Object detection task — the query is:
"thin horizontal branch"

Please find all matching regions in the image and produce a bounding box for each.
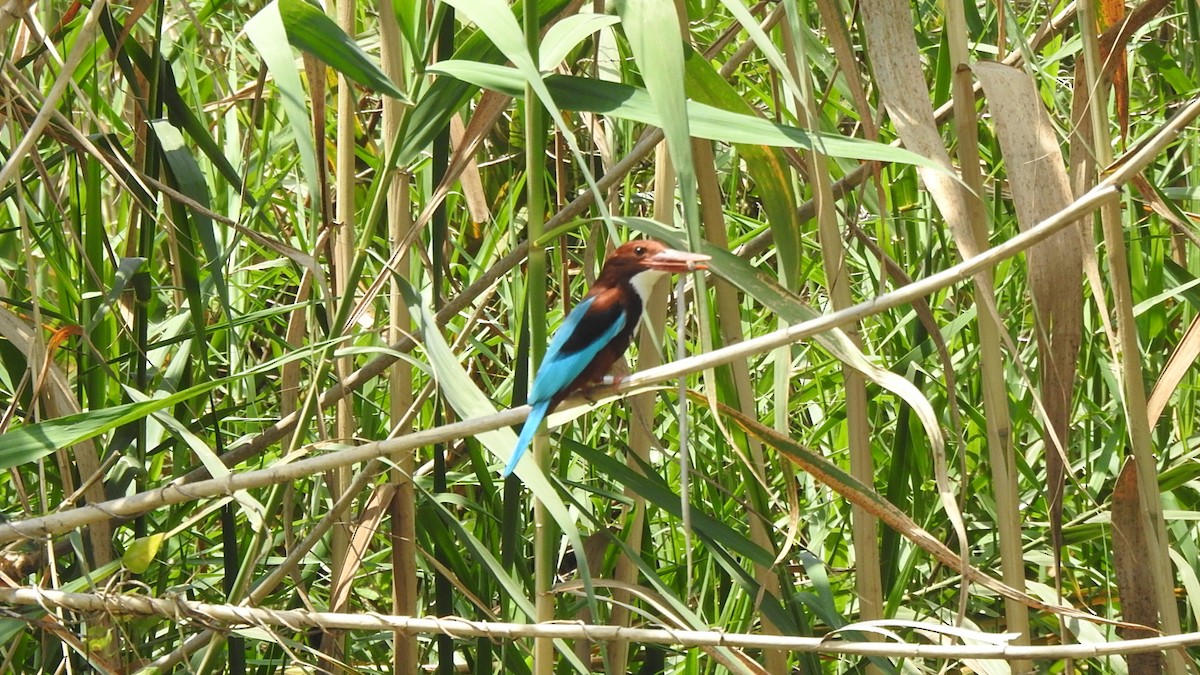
[0,406,528,543]
[0,586,1194,661]
[0,94,1193,546]
[634,188,1122,388]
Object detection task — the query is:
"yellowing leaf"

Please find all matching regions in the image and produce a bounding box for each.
[122,533,165,574]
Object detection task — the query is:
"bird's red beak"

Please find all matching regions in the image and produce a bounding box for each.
[645,248,711,273]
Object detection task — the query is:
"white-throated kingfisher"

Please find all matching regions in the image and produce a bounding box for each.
[504,239,710,476]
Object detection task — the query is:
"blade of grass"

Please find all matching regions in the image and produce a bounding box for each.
[428,62,941,167]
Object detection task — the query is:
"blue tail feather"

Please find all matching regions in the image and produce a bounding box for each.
[503,399,553,476]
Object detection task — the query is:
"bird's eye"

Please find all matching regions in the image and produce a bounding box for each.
[634,246,646,256]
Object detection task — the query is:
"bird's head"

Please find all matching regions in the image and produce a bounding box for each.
[597,239,711,302]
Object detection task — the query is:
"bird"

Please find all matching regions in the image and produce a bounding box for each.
[504,239,710,476]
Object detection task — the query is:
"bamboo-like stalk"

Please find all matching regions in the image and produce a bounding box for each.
[694,138,788,673]
[611,142,675,675]
[520,2,554,673]
[944,0,1030,662]
[1076,3,1187,674]
[317,0,359,669]
[378,2,417,673]
[782,5,882,665]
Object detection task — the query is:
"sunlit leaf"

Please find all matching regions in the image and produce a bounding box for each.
[122,533,165,574]
[431,61,939,167]
[276,0,407,100]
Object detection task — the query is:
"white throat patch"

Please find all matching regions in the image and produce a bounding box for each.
[628,269,667,307]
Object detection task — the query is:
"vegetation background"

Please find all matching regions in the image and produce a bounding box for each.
[0,0,1198,672]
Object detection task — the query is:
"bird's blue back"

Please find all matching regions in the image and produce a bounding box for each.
[504,296,627,476]
[529,296,626,403]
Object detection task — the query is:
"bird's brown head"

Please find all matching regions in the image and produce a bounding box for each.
[595,239,711,302]
[605,239,710,274]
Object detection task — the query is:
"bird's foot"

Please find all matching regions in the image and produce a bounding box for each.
[598,374,624,387]
[583,375,625,402]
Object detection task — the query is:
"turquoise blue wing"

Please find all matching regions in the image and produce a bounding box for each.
[529,297,626,403]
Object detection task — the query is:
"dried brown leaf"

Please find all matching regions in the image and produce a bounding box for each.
[1147,313,1200,427]
[1098,0,1129,143]
[860,0,975,618]
[1111,458,1165,674]
[450,113,492,226]
[975,62,1084,565]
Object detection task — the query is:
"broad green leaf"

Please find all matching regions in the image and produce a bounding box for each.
[430,61,939,167]
[0,403,176,471]
[438,0,618,239]
[245,0,320,207]
[395,0,572,165]
[538,13,619,70]
[391,0,426,62]
[0,340,343,471]
[149,120,229,313]
[614,0,702,245]
[683,47,805,290]
[277,0,408,100]
[97,20,250,207]
[570,439,774,568]
[150,119,222,365]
